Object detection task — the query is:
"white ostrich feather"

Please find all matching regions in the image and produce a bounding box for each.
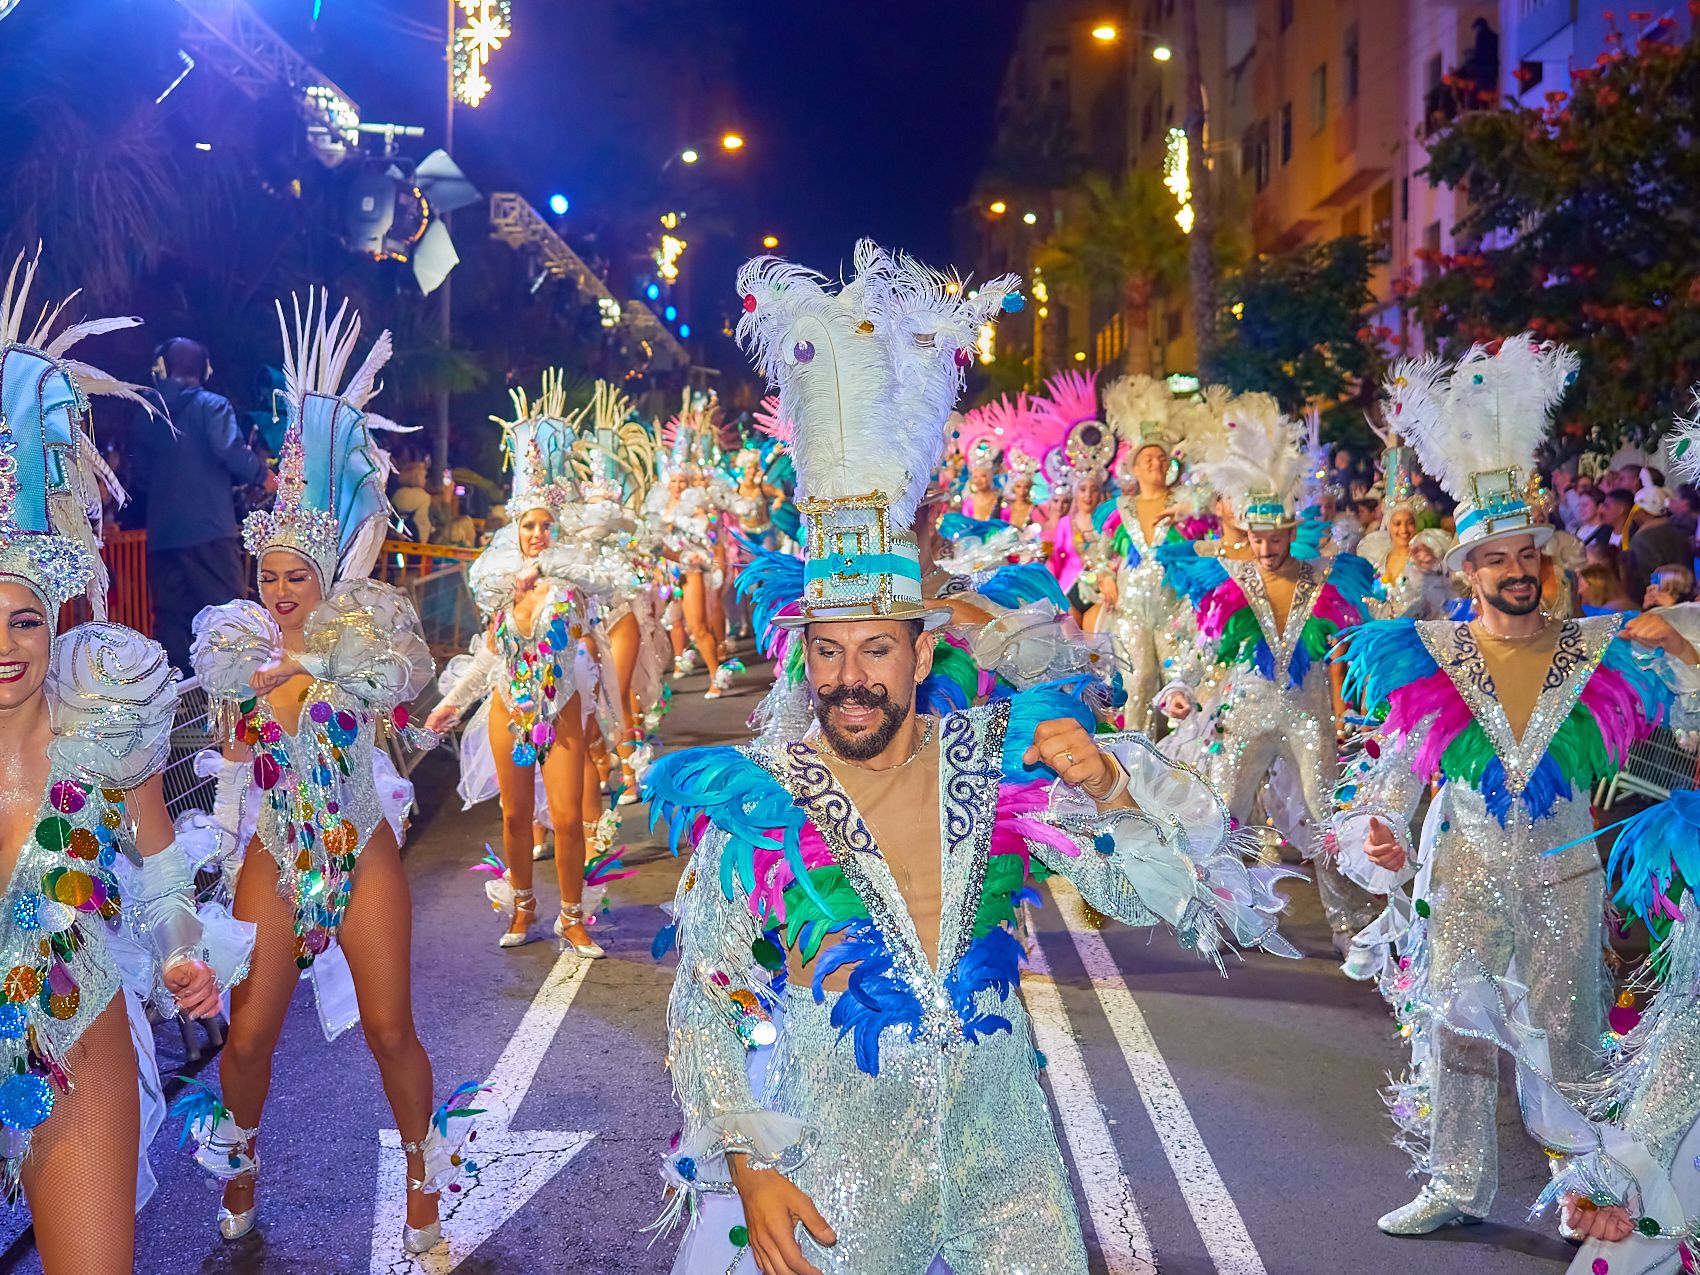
[1668,386,1700,484]
[0,249,150,411]
[1380,355,1450,484]
[1409,334,1576,501]
[736,240,1016,530]
[1197,396,1306,506]
[1102,373,1174,445]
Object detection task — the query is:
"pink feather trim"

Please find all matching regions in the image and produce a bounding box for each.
[1310,583,1362,630]
[1384,669,1473,778]
[1196,578,1249,642]
[1580,665,1661,764]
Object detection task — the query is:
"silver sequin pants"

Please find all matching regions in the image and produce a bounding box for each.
[1207,677,1380,936]
[762,989,1089,1274]
[1424,797,1605,1215]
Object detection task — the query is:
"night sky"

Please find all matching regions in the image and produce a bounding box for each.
[256,0,1028,308]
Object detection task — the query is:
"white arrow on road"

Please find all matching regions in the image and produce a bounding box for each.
[370,945,599,1275]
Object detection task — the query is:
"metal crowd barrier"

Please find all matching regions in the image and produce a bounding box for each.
[1597,725,1700,811]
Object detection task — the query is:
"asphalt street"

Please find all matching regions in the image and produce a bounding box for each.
[0,658,1580,1275]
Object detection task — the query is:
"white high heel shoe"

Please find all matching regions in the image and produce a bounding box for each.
[498,887,537,948]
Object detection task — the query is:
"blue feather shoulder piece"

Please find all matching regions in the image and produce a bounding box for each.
[1597,625,1674,722]
[1291,518,1329,561]
[937,512,1008,543]
[1155,541,1229,607]
[1325,552,1376,607]
[643,746,814,910]
[1334,619,1436,713]
[734,543,804,653]
[978,562,1069,612]
[1606,789,1700,931]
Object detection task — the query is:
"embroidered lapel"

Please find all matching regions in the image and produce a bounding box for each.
[1235,559,1319,685]
[935,705,1008,975]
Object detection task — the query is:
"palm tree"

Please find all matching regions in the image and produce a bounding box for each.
[1035,169,1187,375]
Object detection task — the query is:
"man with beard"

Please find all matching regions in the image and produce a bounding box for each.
[1155,399,1381,961]
[644,242,1293,1275]
[1330,340,1695,1236]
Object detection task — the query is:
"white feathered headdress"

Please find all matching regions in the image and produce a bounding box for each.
[736,240,1018,626]
[1194,395,1307,530]
[1386,333,1575,569]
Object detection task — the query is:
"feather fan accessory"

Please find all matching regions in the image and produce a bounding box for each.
[243,291,407,585]
[1388,334,1575,570]
[0,249,153,619]
[736,240,1018,627]
[956,393,1041,473]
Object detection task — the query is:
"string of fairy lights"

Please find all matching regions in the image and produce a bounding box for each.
[453,0,511,108]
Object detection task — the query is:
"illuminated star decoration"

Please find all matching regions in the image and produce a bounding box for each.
[453,0,512,108]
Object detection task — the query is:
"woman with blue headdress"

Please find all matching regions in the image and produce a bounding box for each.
[425,371,611,958]
[182,293,478,1256]
[0,252,242,1273]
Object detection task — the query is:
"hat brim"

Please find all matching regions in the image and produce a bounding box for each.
[772,602,953,632]
[1445,523,1552,573]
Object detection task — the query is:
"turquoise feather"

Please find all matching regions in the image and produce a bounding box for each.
[1156,542,1229,607]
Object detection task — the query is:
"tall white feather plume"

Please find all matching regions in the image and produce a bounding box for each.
[736,240,1017,531]
[1103,373,1175,446]
[1380,354,1450,488]
[1408,334,1575,501]
[1670,386,1700,484]
[1196,395,1306,508]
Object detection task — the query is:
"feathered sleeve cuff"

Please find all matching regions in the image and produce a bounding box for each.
[1033,733,1300,965]
[190,600,282,703]
[436,638,500,715]
[47,623,179,791]
[298,579,433,708]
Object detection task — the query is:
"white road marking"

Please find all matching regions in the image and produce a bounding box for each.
[1051,880,1268,1275]
[371,945,599,1274]
[1025,928,1157,1275]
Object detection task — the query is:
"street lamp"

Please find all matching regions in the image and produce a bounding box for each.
[720,132,745,151]
[1022,211,1038,225]
[987,200,1007,216]
[1151,44,1173,61]
[680,148,700,164]
[1091,23,1118,41]
[761,235,779,249]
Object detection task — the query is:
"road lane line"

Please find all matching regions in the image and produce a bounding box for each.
[1025,928,1157,1275]
[482,944,597,1132]
[1051,880,1269,1275]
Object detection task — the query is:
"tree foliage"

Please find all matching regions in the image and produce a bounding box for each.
[1213,235,1383,447]
[1404,12,1700,452]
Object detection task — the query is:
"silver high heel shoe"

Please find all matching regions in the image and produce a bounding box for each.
[554,901,605,958]
[400,1137,443,1254]
[499,887,537,948]
[217,1168,258,1241]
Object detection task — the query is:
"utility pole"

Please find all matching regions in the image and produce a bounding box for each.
[435,0,455,483]
[1181,0,1218,381]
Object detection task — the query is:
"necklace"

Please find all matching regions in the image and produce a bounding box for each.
[814,714,935,771]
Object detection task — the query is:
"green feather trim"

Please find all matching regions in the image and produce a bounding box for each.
[1298,615,1338,660]
[785,640,805,688]
[931,641,981,708]
[972,855,1029,939]
[781,865,867,962]
[1217,606,1264,666]
[1437,721,1495,787]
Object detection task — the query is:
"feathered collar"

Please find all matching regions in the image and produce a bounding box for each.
[1338,615,1666,824]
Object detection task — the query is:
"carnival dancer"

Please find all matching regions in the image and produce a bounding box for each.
[647,241,1296,1275]
[1092,374,1203,733]
[1001,436,1046,529]
[1353,439,1457,620]
[1157,397,1381,955]
[424,372,607,956]
[1037,370,1115,622]
[1329,337,1689,1236]
[651,397,737,698]
[952,399,1013,521]
[185,294,480,1254]
[0,254,240,1274]
[567,381,667,805]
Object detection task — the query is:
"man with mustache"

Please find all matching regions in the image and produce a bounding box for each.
[645,242,1293,1275]
[1331,342,1698,1237]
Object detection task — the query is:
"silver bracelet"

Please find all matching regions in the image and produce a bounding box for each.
[1090,756,1131,806]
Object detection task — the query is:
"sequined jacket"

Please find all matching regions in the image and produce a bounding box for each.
[646,698,1294,1271]
[192,581,432,967]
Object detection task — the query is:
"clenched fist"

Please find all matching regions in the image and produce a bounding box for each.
[1022,718,1122,802]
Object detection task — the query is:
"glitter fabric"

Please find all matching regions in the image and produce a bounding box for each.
[0,622,177,1194]
[194,581,431,969]
[1099,499,1190,734]
[1190,559,1379,935]
[1334,617,1657,1217]
[658,700,1288,1272]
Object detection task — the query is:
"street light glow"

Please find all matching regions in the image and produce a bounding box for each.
[1022,211,1038,225]
[720,132,745,151]
[761,235,779,249]
[1091,23,1118,41]
[1073,351,1088,362]
[680,148,700,164]
[988,200,1007,215]
[1152,44,1173,61]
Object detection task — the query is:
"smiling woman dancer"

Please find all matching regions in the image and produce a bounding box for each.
[425,375,606,957]
[0,255,235,1275]
[182,293,477,1256]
